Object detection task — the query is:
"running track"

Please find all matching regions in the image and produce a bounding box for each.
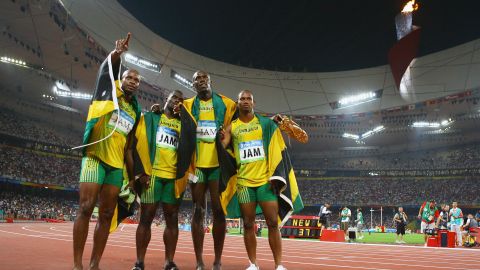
[0,223,478,269]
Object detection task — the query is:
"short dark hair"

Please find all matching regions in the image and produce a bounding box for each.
[122,69,140,79]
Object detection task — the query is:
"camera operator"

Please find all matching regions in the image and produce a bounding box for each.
[318,203,332,229]
[393,207,408,244]
[436,204,450,230]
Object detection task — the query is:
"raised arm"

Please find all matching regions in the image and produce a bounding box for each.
[111,32,131,65]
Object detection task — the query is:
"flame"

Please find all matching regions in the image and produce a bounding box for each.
[401,0,419,13]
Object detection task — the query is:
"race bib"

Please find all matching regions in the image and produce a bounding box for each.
[108,110,134,136]
[197,120,217,142]
[239,140,265,164]
[156,126,179,150]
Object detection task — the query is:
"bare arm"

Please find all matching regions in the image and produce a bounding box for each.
[110,33,131,65]
[220,124,232,148]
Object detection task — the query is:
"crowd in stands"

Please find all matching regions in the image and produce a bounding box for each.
[0,109,82,147]
[2,143,480,206]
[293,143,480,172]
[297,177,479,206]
[0,191,77,221]
[0,145,80,189]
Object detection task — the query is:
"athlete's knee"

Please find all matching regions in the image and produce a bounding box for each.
[212,207,225,221]
[266,219,279,230]
[164,210,179,227]
[77,199,96,218]
[98,207,116,222]
[243,220,255,231]
[138,215,153,227]
[192,205,205,223]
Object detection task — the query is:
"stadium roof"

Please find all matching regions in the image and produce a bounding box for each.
[1,0,479,117]
[118,0,480,72]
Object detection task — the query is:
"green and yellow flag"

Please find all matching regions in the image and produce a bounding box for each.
[177,92,237,174]
[217,114,304,228]
[133,112,194,198]
[73,53,141,150]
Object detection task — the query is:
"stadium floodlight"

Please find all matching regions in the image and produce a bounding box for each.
[361,125,385,139]
[412,121,441,128]
[53,85,92,100]
[331,89,383,110]
[1,56,28,68]
[339,92,376,106]
[441,119,453,127]
[171,69,194,90]
[342,133,359,140]
[124,53,161,73]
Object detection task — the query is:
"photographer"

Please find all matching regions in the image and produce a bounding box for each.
[318,203,332,229]
[393,207,408,244]
[436,204,450,230]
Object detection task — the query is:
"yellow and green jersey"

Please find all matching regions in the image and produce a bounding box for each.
[231,116,268,187]
[196,99,218,168]
[86,88,137,169]
[152,114,181,179]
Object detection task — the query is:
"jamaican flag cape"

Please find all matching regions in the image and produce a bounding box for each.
[75,53,141,232]
[178,92,237,174]
[109,167,140,233]
[217,114,304,228]
[132,111,194,198]
[74,52,140,151]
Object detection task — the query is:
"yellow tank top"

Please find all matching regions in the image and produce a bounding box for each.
[196,99,218,168]
[86,89,137,169]
[231,116,269,187]
[152,114,181,179]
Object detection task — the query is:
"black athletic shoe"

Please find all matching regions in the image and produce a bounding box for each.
[164,261,179,270]
[132,261,145,270]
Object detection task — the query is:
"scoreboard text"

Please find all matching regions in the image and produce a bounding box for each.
[280,215,322,238]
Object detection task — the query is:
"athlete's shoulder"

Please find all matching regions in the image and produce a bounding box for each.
[218,94,236,105]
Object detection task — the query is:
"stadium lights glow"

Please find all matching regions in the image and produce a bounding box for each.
[339,92,376,106]
[342,125,385,141]
[412,119,453,128]
[1,56,28,67]
[53,86,92,100]
[342,133,360,140]
[361,125,385,139]
[124,53,161,73]
[331,90,383,110]
[171,70,193,90]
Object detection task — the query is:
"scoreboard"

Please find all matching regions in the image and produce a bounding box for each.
[280,215,322,238]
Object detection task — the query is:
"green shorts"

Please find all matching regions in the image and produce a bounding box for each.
[192,167,220,184]
[79,156,123,188]
[141,176,183,205]
[237,182,277,204]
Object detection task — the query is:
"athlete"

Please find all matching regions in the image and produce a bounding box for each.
[220,90,287,270]
[73,33,141,270]
[180,71,237,270]
[132,90,184,270]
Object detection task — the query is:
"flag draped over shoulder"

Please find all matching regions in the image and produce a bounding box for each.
[109,166,140,233]
[132,112,194,198]
[178,92,237,175]
[77,53,141,232]
[217,114,304,228]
